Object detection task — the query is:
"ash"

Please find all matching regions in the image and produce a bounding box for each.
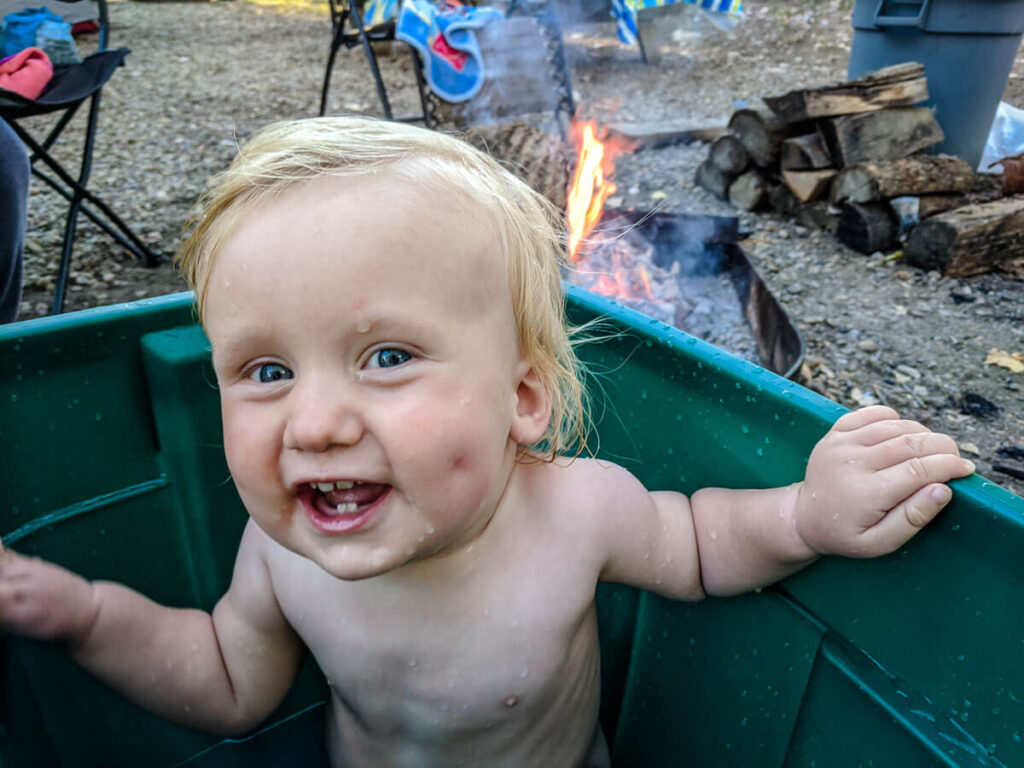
[567,228,760,365]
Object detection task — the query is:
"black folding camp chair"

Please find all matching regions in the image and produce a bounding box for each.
[319,0,432,124]
[0,0,159,314]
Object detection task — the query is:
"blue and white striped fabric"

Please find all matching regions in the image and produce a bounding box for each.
[610,0,743,46]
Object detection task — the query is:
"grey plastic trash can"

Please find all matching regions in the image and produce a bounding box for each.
[848,0,1024,170]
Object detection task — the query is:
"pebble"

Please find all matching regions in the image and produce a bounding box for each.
[857,339,878,353]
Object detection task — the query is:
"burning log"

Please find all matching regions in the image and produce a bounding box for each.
[831,154,974,205]
[780,133,832,171]
[695,159,733,200]
[763,62,928,122]
[709,135,749,176]
[819,107,944,167]
[836,202,899,253]
[781,168,837,204]
[728,108,809,168]
[904,197,1024,277]
[728,169,769,212]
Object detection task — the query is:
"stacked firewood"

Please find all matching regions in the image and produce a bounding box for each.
[696,62,1024,279]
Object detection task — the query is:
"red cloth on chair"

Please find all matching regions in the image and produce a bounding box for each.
[0,47,54,100]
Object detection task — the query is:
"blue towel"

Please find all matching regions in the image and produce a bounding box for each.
[396,0,501,103]
[610,0,743,47]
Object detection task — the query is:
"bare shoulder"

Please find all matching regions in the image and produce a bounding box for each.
[514,456,654,530]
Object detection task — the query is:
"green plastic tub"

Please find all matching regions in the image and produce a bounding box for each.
[2,288,1023,767]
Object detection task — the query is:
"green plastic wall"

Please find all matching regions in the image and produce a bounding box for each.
[1,288,1022,767]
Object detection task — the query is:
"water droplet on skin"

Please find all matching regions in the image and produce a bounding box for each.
[408,658,417,667]
[520,666,529,678]
[709,529,718,541]
[425,523,435,535]
[355,319,370,333]
[833,513,840,520]
[504,695,519,707]
[483,607,490,618]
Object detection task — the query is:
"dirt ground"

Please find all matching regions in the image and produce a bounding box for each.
[15,0,1024,497]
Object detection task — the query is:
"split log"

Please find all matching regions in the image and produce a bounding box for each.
[904,196,1024,277]
[764,62,928,122]
[695,159,732,200]
[709,135,749,175]
[782,169,837,203]
[831,154,974,204]
[780,133,832,170]
[728,108,810,168]
[796,202,840,235]
[836,202,899,253]
[728,169,768,211]
[768,184,798,215]
[820,107,944,167]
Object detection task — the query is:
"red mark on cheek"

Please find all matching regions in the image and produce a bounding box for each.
[352,298,365,311]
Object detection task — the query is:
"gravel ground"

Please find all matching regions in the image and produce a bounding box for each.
[15,0,1024,496]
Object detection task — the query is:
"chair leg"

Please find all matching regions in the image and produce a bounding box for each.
[9,109,160,273]
[320,11,349,116]
[51,92,104,314]
[349,3,394,120]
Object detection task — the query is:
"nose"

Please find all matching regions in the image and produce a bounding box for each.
[283,374,364,452]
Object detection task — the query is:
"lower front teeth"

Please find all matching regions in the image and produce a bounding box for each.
[336,502,358,514]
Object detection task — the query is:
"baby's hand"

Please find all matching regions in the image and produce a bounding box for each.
[793,406,975,559]
[0,539,98,644]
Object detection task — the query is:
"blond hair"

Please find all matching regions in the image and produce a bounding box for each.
[177,116,588,460]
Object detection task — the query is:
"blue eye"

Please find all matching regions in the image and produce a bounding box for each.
[252,363,293,383]
[367,348,411,369]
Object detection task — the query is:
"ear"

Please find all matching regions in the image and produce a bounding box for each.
[510,362,552,446]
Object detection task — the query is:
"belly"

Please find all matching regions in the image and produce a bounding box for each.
[319,611,603,768]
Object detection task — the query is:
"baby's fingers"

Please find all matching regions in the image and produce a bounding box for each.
[832,406,900,434]
[860,483,954,555]
[876,453,975,509]
[869,431,961,471]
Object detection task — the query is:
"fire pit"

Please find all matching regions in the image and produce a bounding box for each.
[566,209,805,379]
[563,121,803,379]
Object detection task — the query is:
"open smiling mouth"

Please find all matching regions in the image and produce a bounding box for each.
[298,481,392,534]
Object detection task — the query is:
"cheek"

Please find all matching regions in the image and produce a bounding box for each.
[222,402,280,481]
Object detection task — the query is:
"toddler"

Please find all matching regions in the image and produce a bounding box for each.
[0,117,974,768]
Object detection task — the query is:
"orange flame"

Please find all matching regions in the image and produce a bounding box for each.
[566,122,618,262]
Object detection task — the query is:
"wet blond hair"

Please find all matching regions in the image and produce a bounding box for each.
[177,116,588,460]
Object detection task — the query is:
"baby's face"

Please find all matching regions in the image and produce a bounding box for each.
[204,174,536,579]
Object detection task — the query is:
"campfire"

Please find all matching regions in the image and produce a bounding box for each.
[562,120,804,378]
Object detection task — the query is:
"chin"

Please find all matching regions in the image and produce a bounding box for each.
[310,548,414,582]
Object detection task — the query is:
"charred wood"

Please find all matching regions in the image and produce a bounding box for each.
[837,202,899,253]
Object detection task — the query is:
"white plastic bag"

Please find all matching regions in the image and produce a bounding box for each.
[978,101,1024,173]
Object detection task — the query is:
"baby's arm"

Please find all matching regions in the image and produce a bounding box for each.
[594,406,975,598]
[0,520,303,735]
